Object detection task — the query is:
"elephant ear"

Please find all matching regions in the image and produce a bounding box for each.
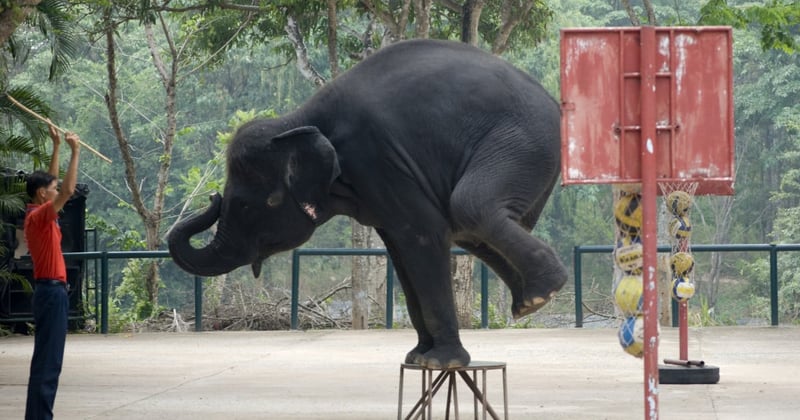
[272,126,341,223]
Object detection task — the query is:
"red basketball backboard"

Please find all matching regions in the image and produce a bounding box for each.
[560,27,734,195]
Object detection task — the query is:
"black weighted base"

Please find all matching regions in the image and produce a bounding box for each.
[659,364,720,384]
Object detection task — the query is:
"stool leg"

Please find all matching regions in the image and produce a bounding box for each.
[473,370,478,419]
[458,371,501,420]
[398,366,405,420]
[452,372,459,420]
[502,367,508,420]
[445,373,454,420]
[426,369,432,420]
[482,369,488,420]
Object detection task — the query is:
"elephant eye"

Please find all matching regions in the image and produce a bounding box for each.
[266,191,284,207]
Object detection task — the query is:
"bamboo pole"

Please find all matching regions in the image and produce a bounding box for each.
[5,93,112,163]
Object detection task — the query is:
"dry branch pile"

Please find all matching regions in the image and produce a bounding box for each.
[135,278,391,332]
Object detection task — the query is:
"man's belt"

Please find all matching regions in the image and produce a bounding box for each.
[34,279,69,291]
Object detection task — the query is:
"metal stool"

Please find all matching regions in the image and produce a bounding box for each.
[398,361,508,420]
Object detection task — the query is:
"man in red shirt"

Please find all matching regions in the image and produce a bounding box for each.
[24,123,80,420]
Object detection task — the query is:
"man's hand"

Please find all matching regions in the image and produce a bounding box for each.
[48,122,60,147]
[64,132,81,152]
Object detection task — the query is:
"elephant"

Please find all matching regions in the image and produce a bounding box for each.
[168,39,568,369]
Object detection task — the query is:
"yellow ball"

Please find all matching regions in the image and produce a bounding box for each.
[670,252,695,276]
[668,215,692,240]
[614,275,643,315]
[665,190,693,216]
[671,277,696,302]
[615,193,643,236]
[614,237,643,274]
[618,316,645,358]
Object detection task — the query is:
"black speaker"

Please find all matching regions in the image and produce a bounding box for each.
[0,168,89,330]
[58,184,88,254]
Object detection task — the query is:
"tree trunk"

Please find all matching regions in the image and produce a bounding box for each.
[491,0,539,55]
[620,0,641,26]
[361,0,412,43]
[461,0,485,46]
[104,11,179,312]
[413,0,433,38]
[452,254,474,329]
[326,0,339,78]
[621,0,658,26]
[351,219,372,329]
[285,14,326,87]
[705,195,734,308]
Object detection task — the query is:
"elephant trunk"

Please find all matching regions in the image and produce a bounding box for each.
[168,194,245,277]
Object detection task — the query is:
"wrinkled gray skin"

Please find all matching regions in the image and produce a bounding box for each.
[168,39,567,369]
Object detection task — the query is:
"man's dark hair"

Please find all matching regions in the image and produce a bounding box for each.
[26,170,57,199]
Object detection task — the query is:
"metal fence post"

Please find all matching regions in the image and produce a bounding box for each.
[480,263,489,329]
[291,250,300,330]
[100,251,109,334]
[574,246,583,328]
[386,259,394,329]
[770,244,779,326]
[195,276,203,332]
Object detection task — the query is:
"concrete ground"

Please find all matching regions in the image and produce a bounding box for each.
[1,326,798,419]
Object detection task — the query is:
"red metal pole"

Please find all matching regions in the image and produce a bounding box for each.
[639,26,660,420]
[679,301,689,360]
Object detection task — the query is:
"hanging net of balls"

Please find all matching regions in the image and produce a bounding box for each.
[660,181,698,305]
[612,184,645,358]
[611,183,701,357]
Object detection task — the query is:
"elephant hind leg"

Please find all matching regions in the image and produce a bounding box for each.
[454,239,524,316]
[450,177,567,319]
[456,236,565,319]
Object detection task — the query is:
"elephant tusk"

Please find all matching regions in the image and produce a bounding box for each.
[301,203,318,221]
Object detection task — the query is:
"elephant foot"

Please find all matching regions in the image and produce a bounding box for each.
[422,344,471,369]
[511,266,568,320]
[404,342,433,365]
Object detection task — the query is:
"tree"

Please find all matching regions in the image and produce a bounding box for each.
[66,0,266,312]
[2,0,79,170]
[0,0,42,45]
[699,0,800,54]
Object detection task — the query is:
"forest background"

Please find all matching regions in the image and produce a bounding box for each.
[0,0,798,333]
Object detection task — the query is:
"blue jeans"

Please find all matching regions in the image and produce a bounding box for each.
[25,282,68,420]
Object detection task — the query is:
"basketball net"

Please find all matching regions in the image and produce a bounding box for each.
[611,181,699,358]
[658,181,698,289]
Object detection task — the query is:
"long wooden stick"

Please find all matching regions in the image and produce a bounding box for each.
[5,94,112,163]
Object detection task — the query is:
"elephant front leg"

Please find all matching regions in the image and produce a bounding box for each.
[378,230,434,365]
[395,267,435,365]
[381,230,470,369]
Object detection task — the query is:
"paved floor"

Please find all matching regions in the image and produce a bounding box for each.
[1,326,798,419]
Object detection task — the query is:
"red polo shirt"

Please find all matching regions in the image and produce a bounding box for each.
[24,201,66,282]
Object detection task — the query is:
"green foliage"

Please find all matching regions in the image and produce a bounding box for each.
[112,258,164,324]
[699,0,800,54]
[690,295,721,326]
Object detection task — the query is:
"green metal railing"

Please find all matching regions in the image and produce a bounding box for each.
[291,248,490,330]
[47,243,797,334]
[61,248,492,334]
[62,251,177,334]
[573,243,800,328]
